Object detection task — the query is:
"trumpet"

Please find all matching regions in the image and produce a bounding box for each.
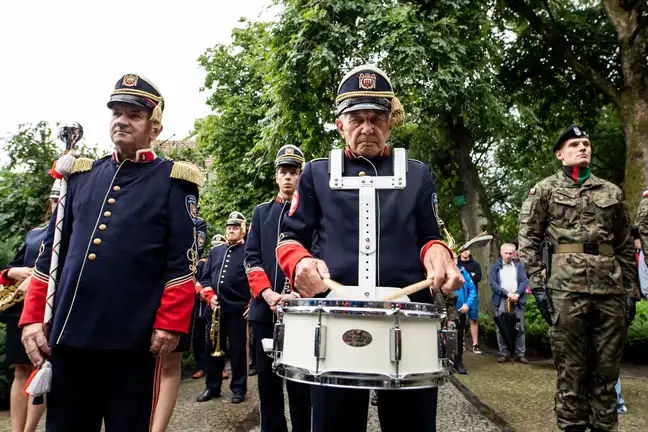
[0,274,31,312]
[210,303,225,357]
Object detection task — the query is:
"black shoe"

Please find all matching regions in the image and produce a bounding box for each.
[196,389,221,402]
[454,363,467,375]
[232,393,245,404]
[248,367,257,376]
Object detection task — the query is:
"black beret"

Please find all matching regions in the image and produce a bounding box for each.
[554,125,589,152]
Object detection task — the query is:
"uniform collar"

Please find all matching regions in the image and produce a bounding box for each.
[227,239,245,247]
[344,145,391,160]
[275,194,293,204]
[112,148,157,164]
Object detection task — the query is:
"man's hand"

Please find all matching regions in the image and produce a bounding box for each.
[262,289,282,307]
[423,244,464,294]
[150,329,180,357]
[510,294,520,303]
[16,276,31,296]
[199,288,211,302]
[243,305,250,320]
[210,296,219,310]
[458,304,469,314]
[21,323,51,368]
[293,258,330,298]
[7,267,31,283]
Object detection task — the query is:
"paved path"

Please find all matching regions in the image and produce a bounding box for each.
[0,375,502,431]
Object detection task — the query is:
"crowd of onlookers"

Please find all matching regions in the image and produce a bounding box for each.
[453,230,648,414]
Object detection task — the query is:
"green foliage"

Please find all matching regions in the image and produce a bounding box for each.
[627,300,648,346]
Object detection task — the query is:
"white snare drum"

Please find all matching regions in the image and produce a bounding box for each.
[272,298,448,390]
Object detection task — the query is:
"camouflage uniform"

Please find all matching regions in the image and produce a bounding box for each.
[635,190,648,261]
[518,170,639,432]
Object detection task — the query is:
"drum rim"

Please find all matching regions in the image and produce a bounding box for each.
[274,364,449,390]
[278,298,444,318]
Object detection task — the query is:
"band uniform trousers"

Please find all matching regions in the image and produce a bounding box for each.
[311,386,438,432]
[252,321,312,432]
[205,306,248,396]
[46,347,160,432]
[193,315,208,371]
[550,290,626,431]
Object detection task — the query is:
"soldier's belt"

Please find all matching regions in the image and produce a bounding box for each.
[553,243,614,255]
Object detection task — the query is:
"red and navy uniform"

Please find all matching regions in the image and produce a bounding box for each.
[20,150,199,432]
[0,226,47,365]
[244,196,312,432]
[277,147,445,432]
[199,239,250,397]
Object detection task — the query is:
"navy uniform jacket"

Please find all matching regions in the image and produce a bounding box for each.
[20,150,201,351]
[0,226,48,317]
[244,196,291,323]
[277,147,445,304]
[199,240,251,311]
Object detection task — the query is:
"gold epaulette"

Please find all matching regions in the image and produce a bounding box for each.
[71,158,94,174]
[170,161,204,187]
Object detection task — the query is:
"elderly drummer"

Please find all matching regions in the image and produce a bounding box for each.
[276,64,463,432]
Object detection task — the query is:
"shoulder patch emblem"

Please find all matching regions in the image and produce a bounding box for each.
[521,199,533,216]
[197,230,206,248]
[185,195,197,223]
[529,188,536,196]
[642,189,648,198]
[288,191,299,216]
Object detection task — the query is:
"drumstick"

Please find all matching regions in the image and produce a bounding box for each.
[322,278,350,297]
[383,279,434,301]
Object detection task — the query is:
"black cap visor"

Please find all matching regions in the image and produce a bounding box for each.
[107,94,154,112]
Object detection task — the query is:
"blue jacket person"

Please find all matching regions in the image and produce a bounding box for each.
[244,145,312,432]
[19,74,202,432]
[196,212,251,404]
[276,65,463,432]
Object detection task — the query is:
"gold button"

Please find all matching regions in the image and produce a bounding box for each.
[88,253,97,261]
[108,198,116,204]
[113,185,120,192]
[93,238,102,245]
[359,171,366,177]
[99,224,107,231]
[104,211,112,217]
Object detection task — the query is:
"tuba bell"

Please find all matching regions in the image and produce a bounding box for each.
[210,303,225,357]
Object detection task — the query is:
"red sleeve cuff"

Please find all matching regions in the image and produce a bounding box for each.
[277,242,312,288]
[19,272,49,327]
[247,269,272,298]
[202,287,215,304]
[420,240,454,266]
[195,282,203,295]
[0,268,12,286]
[154,276,195,334]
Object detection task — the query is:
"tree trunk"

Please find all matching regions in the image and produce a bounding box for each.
[619,95,648,214]
[445,115,500,314]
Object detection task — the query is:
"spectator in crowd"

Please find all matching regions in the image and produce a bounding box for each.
[634,229,648,299]
[489,243,529,364]
[457,249,482,353]
[449,266,478,374]
[615,378,627,413]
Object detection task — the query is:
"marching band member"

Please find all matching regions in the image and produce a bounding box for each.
[276,65,463,432]
[244,145,312,432]
[0,181,58,432]
[197,212,251,404]
[19,74,201,431]
[191,217,210,381]
[152,217,208,432]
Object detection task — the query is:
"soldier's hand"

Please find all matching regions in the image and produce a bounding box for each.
[294,258,330,298]
[423,244,464,294]
[262,289,282,309]
[210,296,219,310]
[16,276,31,296]
[7,266,31,282]
[21,323,51,368]
[150,329,180,357]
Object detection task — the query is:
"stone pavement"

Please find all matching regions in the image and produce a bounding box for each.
[0,375,503,431]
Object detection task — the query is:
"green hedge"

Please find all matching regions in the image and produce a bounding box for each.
[478,297,648,362]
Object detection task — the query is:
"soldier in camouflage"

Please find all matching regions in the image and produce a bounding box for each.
[518,125,640,432]
[635,190,648,293]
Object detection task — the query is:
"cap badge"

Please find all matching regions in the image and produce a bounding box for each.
[359,73,377,90]
[574,127,581,136]
[285,147,294,155]
[122,74,139,87]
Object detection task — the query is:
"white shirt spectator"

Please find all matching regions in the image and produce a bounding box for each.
[500,263,518,294]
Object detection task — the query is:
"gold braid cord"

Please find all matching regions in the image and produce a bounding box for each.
[111,89,164,125]
[71,158,94,174]
[335,91,395,104]
[170,162,204,187]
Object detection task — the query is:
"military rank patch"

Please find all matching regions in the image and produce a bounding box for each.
[521,199,533,215]
[288,191,299,216]
[529,188,536,196]
[197,230,206,248]
[186,195,197,223]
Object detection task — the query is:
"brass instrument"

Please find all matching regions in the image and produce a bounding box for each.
[210,303,225,357]
[0,275,30,312]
